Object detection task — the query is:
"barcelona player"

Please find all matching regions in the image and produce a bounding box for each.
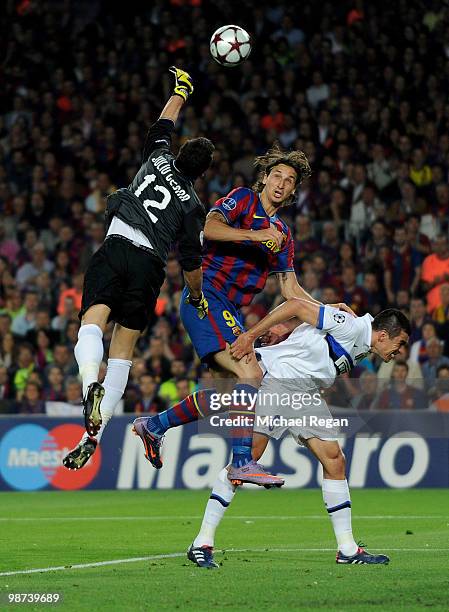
[134,146,347,485]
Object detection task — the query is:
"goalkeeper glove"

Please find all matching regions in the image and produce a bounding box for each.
[169,66,194,102]
[185,292,208,319]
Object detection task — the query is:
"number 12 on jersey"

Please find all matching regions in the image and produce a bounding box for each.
[134,174,171,223]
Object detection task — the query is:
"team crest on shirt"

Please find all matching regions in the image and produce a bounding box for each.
[222,197,237,211]
[333,313,346,323]
[232,326,242,336]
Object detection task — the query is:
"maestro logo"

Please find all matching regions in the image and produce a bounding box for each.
[0,424,101,491]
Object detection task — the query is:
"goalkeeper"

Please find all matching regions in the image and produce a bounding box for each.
[63,67,214,470]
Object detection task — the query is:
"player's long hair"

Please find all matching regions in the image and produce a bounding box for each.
[252,143,312,205]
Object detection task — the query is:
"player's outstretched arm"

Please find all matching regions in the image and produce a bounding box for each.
[277,271,320,304]
[158,95,185,124]
[230,298,320,359]
[277,271,356,317]
[141,67,193,161]
[158,66,194,124]
[205,212,284,249]
[159,66,194,124]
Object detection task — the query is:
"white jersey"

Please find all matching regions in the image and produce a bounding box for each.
[257,305,373,388]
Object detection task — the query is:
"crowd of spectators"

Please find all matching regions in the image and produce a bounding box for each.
[1,0,449,414]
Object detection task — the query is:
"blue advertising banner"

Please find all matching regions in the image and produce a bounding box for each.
[0,413,448,491]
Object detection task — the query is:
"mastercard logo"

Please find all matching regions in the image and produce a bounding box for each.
[0,424,101,491]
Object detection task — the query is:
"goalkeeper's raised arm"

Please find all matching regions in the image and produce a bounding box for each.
[142,66,196,161]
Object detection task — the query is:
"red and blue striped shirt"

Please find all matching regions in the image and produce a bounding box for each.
[203,187,295,307]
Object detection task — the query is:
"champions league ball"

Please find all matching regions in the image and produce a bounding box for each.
[210,25,252,67]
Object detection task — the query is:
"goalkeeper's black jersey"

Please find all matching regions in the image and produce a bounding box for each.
[105,119,205,271]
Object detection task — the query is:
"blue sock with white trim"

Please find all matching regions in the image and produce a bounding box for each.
[322,478,358,556]
[193,468,236,547]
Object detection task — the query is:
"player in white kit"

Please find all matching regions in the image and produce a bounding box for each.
[187,297,410,568]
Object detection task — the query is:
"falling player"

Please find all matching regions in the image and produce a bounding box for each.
[133,146,355,485]
[63,67,214,470]
[186,299,410,567]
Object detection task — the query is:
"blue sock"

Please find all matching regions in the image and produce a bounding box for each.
[145,413,168,436]
[230,383,258,467]
[145,389,218,435]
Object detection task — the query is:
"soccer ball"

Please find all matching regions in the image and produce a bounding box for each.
[210,25,251,68]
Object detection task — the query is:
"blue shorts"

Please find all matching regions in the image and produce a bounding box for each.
[180,281,245,362]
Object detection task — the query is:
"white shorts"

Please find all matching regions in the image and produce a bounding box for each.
[253,375,338,446]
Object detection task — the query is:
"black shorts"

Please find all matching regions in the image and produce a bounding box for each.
[79,236,165,331]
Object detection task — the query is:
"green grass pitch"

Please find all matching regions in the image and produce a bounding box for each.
[1,489,448,611]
